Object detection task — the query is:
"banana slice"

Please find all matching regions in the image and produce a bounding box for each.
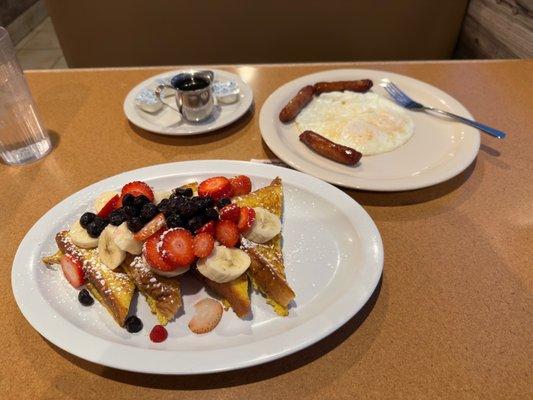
[197,245,251,283]
[70,220,99,249]
[153,190,172,205]
[98,225,126,269]
[113,222,143,255]
[243,207,282,244]
[149,264,190,277]
[94,191,120,213]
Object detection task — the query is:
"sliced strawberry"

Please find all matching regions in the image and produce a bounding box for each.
[97,194,120,218]
[121,181,154,203]
[229,175,252,196]
[188,298,223,334]
[161,228,196,267]
[193,233,215,258]
[237,206,255,232]
[196,220,216,235]
[215,220,240,247]
[60,254,85,288]
[143,230,176,272]
[218,204,240,223]
[134,213,166,242]
[198,176,233,201]
[149,325,168,343]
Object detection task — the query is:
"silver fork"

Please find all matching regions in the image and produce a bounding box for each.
[382,81,506,139]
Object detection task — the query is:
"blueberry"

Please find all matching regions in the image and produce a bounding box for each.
[122,205,139,217]
[157,198,170,213]
[140,203,158,222]
[216,198,231,209]
[125,315,143,333]
[174,187,193,197]
[86,217,108,238]
[166,213,184,229]
[108,209,127,226]
[204,207,219,221]
[187,216,205,233]
[192,196,213,210]
[79,212,96,228]
[168,196,187,212]
[133,195,150,209]
[78,289,94,306]
[122,193,135,207]
[177,201,196,218]
[127,217,144,233]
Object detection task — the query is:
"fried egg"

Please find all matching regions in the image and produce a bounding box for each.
[295,92,414,155]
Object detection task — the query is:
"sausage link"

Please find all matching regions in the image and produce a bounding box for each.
[279,85,315,123]
[299,131,362,166]
[313,79,373,94]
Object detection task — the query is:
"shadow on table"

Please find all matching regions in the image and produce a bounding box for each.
[45,276,382,390]
[128,104,255,146]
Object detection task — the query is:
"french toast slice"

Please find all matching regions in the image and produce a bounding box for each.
[122,255,182,325]
[234,177,295,316]
[54,231,135,326]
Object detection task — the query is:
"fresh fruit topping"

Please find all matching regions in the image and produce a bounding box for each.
[143,230,176,271]
[219,204,240,223]
[174,187,193,197]
[70,220,99,248]
[127,217,144,233]
[197,245,251,283]
[60,254,85,288]
[78,288,94,306]
[166,213,185,229]
[237,206,256,232]
[187,216,205,233]
[188,298,223,334]
[86,216,108,239]
[229,175,252,196]
[198,176,233,201]
[149,325,168,342]
[121,193,136,207]
[204,207,219,221]
[121,181,155,203]
[122,205,139,217]
[191,196,214,210]
[125,315,143,333]
[79,212,96,228]
[140,203,159,222]
[196,220,216,235]
[133,213,167,241]
[243,207,282,244]
[161,228,196,268]
[98,225,126,269]
[215,220,240,247]
[108,209,127,226]
[94,191,120,213]
[216,197,231,208]
[133,194,150,209]
[97,194,120,218]
[113,222,143,255]
[193,233,215,258]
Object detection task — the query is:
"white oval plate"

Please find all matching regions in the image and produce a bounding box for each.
[260,69,480,191]
[124,69,253,135]
[12,160,383,375]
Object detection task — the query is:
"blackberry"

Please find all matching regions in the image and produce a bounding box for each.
[79,212,96,228]
[86,217,108,238]
[125,315,143,333]
[174,187,193,197]
[133,194,150,209]
[122,193,135,207]
[166,213,184,229]
[187,216,205,233]
[122,205,139,217]
[204,207,219,221]
[216,197,231,208]
[108,209,127,226]
[140,203,158,222]
[78,289,94,306]
[127,217,144,233]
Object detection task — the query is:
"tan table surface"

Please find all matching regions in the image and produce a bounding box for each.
[1,60,532,399]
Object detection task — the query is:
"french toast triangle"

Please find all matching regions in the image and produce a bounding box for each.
[122,255,182,326]
[55,231,135,326]
[234,177,295,316]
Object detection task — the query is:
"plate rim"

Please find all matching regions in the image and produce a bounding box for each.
[124,69,254,136]
[11,160,383,374]
[259,68,480,191]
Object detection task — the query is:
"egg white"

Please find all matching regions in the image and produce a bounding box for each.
[295,92,414,155]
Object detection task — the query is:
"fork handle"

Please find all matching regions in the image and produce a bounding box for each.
[423,107,506,139]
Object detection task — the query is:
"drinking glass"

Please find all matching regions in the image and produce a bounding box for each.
[0,26,51,165]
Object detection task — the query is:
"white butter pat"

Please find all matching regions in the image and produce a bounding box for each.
[212,81,240,104]
[135,88,164,113]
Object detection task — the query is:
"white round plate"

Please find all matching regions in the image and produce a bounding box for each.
[260,69,480,191]
[124,69,253,135]
[12,160,383,375]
